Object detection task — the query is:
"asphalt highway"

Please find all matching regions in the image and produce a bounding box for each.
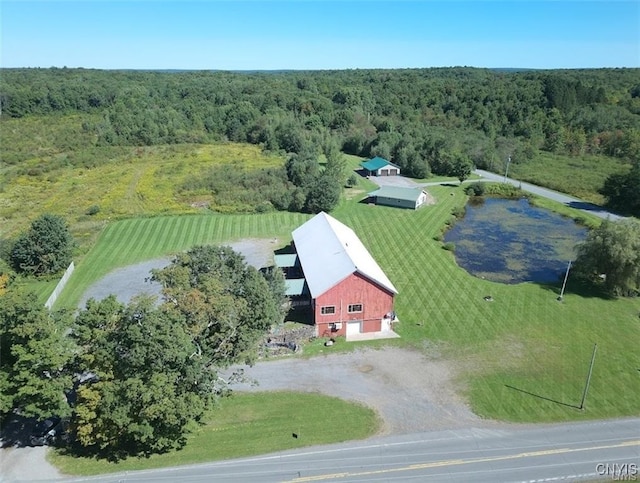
[64,418,639,483]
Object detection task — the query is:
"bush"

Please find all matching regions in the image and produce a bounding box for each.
[465,183,486,197]
[451,206,466,219]
[345,173,358,188]
[86,205,101,216]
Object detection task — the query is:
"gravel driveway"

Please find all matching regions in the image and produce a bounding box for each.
[230,346,490,435]
[78,238,279,308]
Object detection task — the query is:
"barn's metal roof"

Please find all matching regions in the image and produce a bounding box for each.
[284,278,307,296]
[368,186,425,203]
[360,157,400,171]
[274,254,298,268]
[292,212,398,298]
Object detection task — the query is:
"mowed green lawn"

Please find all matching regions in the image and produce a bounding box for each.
[56,211,309,308]
[57,181,640,424]
[51,392,380,476]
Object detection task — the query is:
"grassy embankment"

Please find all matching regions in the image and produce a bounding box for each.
[50,392,380,476]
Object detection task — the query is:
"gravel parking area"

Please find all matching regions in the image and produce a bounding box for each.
[231,346,489,435]
[78,238,279,308]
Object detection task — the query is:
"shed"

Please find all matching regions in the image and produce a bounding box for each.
[367,186,432,209]
[360,157,401,176]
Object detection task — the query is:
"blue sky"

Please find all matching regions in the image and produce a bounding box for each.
[2,1,638,69]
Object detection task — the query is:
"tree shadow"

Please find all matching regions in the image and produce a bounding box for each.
[534,275,616,300]
[566,200,607,212]
[504,385,580,410]
[285,306,314,326]
[0,414,34,448]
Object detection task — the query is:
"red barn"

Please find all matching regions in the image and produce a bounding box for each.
[291,212,399,340]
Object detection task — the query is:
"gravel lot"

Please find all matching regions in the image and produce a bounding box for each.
[78,238,279,308]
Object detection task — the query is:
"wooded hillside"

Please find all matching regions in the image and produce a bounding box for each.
[2,68,638,171]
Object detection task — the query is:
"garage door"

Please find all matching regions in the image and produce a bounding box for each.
[381,169,389,176]
[346,321,362,336]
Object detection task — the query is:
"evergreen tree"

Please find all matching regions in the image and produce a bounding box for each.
[11,214,74,276]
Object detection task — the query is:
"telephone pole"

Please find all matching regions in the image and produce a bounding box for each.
[503,155,511,183]
[558,260,572,301]
[579,343,597,411]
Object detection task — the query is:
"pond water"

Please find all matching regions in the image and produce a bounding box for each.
[443,197,587,284]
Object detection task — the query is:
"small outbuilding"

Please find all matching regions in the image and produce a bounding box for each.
[360,157,400,176]
[367,186,432,209]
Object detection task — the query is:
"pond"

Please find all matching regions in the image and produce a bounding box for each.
[443,197,587,284]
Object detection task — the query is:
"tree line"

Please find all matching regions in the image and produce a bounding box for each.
[1,243,287,458]
[2,67,639,179]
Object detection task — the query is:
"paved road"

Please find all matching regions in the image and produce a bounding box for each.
[370,169,625,222]
[472,170,625,221]
[58,418,639,483]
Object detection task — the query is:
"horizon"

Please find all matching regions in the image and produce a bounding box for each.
[2,1,638,70]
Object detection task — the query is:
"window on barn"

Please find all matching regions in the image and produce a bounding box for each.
[321,306,336,315]
[348,304,363,313]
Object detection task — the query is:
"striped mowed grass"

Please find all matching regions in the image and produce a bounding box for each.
[57,185,640,423]
[56,211,309,309]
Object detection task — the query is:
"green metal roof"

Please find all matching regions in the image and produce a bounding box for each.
[360,157,399,171]
[284,278,307,296]
[368,186,425,203]
[274,254,298,268]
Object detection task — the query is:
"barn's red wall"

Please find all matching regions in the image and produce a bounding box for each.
[313,272,394,337]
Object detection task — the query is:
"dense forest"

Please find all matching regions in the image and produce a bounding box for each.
[1,67,639,216]
[2,68,639,170]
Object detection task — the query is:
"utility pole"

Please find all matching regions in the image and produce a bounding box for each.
[503,155,511,183]
[558,260,572,301]
[579,343,597,410]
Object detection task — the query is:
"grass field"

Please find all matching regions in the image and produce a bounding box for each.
[56,180,640,424]
[508,152,631,206]
[7,141,639,473]
[0,142,284,241]
[50,391,380,476]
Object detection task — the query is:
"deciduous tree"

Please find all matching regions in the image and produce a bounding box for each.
[574,219,640,296]
[71,296,213,458]
[0,289,73,419]
[600,161,640,217]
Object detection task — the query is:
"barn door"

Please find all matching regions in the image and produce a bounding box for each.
[346,321,362,336]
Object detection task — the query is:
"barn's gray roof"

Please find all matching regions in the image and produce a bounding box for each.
[368,186,426,203]
[292,212,398,298]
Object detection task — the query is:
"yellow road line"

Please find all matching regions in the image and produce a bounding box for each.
[287,439,640,482]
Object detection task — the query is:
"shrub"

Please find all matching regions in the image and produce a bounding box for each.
[465,183,486,197]
[451,206,466,219]
[86,205,101,216]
